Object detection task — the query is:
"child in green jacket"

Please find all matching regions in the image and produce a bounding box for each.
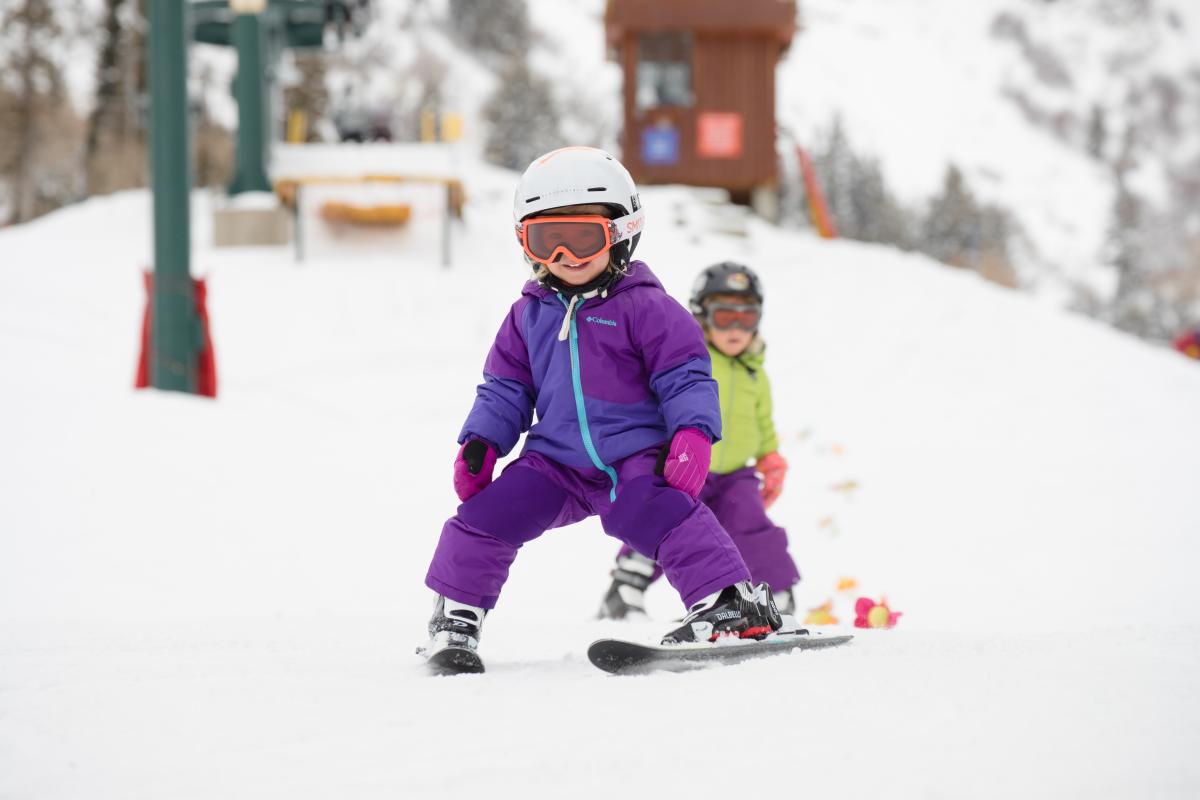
[599,262,801,618]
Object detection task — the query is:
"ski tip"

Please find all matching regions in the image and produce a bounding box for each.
[587,638,640,675]
[424,647,485,676]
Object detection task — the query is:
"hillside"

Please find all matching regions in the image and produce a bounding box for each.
[2,161,1199,796]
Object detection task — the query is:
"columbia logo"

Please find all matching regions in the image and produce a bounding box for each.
[585,316,617,327]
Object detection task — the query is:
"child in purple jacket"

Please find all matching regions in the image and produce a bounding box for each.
[421,147,782,671]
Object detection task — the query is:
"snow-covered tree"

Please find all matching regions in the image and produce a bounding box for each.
[806,117,912,248]
[482,56,563,171]
[1086,103,1108,160]
[283,52,331,143]
[1101,165,1200,340]
[447,0,530,66]
[86,0,147,195]
[0,0,83,223]
[919,164,1014,285]
[920,164,980,267]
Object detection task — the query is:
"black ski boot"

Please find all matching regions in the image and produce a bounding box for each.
[420,595,487,675]
[597,551,657,620]
[661,581,783,645]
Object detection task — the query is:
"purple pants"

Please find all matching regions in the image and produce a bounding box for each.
[426,448,751,609]
[617,466,800,591]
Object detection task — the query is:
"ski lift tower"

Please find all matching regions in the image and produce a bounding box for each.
[192,0,367,245]
[142,0,203,394]
[136,1,367,396]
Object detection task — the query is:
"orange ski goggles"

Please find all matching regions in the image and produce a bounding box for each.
[516,208,645,264]
[704,302,762,331]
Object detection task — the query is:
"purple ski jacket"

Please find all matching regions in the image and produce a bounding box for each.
[460,261,721,499]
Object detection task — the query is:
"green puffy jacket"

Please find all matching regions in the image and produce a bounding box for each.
[708,338,779,475]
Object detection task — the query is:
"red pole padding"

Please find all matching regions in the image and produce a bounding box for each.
[134,271,153,390]
[135,270,218,397]
[1174,328,1200,360]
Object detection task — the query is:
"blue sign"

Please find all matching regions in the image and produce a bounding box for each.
[641,126,680,166]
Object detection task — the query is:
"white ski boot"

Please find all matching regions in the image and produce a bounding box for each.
[597,551,657,620]
[419,595,487,675]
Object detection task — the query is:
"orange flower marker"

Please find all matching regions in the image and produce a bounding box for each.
[803,600,839,626]
[854,597,901,629]
[835,577,858,593]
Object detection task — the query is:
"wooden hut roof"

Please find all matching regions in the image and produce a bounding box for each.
[605,0,796,45]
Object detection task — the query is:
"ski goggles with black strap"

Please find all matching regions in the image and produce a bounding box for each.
[516,208,645,264]
[704,302,762,331]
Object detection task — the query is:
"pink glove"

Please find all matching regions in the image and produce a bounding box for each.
[756,451,788,509]
[657,427,711,498]
[453,439,497,502]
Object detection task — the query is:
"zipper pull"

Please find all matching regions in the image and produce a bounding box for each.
[558,293,581,342]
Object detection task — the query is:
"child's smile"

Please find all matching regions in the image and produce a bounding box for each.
[545,252,611,285]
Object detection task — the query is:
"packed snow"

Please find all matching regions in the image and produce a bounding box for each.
[2,155,1200,797]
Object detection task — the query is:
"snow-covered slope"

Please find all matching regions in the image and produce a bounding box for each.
[2,157,1200,796]
[780,0,1200,291]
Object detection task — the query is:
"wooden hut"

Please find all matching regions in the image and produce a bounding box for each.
[605,0,797,214]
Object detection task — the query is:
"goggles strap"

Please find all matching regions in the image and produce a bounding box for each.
[608,207,646,246]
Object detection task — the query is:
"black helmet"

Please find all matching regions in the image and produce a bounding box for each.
[688,262,764,315]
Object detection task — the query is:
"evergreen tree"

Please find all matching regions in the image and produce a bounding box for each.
[847,155,913,248]
[1086,103,1108,160]
[809,117,912,248]
[448,0,530,65]
[921,164,982,267]
[482,56,564,171]
[813,117,858,235]
[1105,174,1155,335]
[800,121,1019,286]
[917,164,1015,283]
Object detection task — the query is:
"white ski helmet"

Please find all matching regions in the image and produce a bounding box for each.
[513,146,643,268]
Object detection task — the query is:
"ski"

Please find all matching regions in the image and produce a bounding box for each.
[587,629,853,675]
[418,643,485,676]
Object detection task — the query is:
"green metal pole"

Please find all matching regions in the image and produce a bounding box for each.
[228,10,272,195]
[148,0,199,393]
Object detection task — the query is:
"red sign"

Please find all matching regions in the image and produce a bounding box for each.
[697,112,743,159]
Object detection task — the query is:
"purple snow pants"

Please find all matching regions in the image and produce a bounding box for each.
[425,448,751,610]
[617,466,800,592]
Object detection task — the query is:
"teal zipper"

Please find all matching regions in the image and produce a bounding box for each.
[716,351,734,474]
[558,293,619,501]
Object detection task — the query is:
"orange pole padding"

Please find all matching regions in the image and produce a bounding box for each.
[135,270,218,397]
[795,144,838,239]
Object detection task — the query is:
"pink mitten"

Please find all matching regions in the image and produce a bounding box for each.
[657,427,711,498]
[453,439,497,501]
[756,451,788,509]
